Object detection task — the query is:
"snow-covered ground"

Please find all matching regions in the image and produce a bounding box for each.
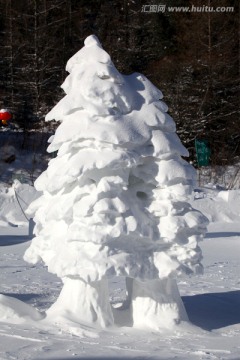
[1,33,239,360]
[0,183,239,360]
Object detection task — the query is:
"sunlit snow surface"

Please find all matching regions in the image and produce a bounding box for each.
[0,186,240,359]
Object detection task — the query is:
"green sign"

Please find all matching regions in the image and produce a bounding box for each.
[195,139,211,167]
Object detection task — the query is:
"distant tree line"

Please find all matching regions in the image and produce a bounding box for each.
[0,0,239,165]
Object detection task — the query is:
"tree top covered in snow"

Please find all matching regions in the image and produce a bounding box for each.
[24,35,208,283]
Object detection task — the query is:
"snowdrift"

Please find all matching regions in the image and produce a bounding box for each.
[0,180,39,227]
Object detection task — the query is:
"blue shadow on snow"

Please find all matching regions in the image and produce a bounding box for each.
[2,292,43,303]
[205,232,240,239]
[0,234,32,246]
[183,290,240,331]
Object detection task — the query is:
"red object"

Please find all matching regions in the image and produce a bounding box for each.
[0,110,11,121]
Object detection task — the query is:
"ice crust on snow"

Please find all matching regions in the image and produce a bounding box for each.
[24,35,207,284]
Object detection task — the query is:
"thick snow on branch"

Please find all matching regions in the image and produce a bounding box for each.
[25,35,207,284]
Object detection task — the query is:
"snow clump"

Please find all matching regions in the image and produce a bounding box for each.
[24,35,208,330]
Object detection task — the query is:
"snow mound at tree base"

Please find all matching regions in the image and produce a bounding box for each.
[0,293,98,337]
[46,278,114,329]
[0,294,45,324]
[0,277,190,334]
[45,277,189,332]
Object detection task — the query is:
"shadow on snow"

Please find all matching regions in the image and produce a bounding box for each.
[205,232,240,239]
[4,290,240,333]
[183,290,240,331]
[0,235,32,246]
[2,292,43,303]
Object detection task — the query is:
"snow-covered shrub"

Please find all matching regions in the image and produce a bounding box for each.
[24,35,208,330]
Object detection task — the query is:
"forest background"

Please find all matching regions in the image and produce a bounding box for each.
[0,0,239,166]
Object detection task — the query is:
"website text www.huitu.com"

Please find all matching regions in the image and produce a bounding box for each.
[141,4,234,13]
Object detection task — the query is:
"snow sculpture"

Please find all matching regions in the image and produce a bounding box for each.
[24,35,208,330]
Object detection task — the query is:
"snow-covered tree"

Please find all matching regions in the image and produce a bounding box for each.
[24,35,208,330]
